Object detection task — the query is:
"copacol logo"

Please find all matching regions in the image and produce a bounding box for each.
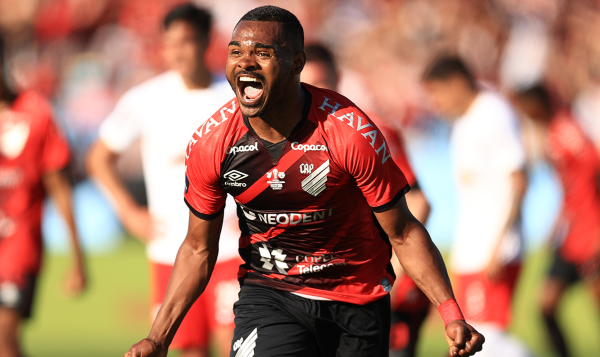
[224,170,249,187]
[227,142,258,156]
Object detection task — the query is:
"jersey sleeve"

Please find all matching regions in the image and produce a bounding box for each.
[332,113,410,212]
[42,118,70,173]
[183,133,227,220]
[33,96,70,173]
[98,90,142,153]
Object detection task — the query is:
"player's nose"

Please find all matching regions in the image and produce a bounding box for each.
[237,53,260,71]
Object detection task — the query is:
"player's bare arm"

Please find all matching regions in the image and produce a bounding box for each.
[125,211,223,357]
[42,169,87,296]
[487,169,527,280]
[86,141,153,241]
[375,196,485,356]
[390,188,431,290]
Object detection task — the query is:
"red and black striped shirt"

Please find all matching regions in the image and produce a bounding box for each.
[184,84,409,305]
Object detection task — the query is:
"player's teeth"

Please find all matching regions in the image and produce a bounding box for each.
[240,77,258,82]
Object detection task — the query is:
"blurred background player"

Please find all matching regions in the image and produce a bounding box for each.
[301,43,432,357]
[86,4,238,357]
[422,56,530,357]
[514,84,600,357]
[0,36,86,357]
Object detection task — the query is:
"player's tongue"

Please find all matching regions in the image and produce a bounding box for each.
[244,83,263,100]
[244,82,263,99]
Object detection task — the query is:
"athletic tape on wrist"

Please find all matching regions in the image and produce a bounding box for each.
[437,299,464,327]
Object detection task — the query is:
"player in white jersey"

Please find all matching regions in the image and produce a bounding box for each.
[87,4,238,357]
[422,56,532,357]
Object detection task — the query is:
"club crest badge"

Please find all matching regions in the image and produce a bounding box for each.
[0,114,30,159]
[301,160,330,196]
[266,168,285,190]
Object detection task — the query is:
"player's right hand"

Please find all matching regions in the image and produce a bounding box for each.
[445,320,485,356]
[124,338,168,357]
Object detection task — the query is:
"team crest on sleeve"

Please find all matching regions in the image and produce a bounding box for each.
[266,168,285,190]
[301,160,330,196]
[0,115,30,159]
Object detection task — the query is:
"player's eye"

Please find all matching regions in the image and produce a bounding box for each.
[257,52,271,58]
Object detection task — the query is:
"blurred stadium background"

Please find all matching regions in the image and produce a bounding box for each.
[1,0,600,355]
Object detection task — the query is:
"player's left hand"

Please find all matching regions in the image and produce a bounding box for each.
[63,263,87,297]
[125,338,168,357]
[445,320,485,356]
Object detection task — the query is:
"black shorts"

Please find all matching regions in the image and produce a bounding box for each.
[230,284,391,357]
[549,251,600,285]
[0,274,37,318]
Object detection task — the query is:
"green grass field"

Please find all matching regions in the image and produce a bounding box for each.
[21,238,600,357]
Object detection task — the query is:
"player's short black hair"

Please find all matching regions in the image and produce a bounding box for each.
[515,84,554,113]
[163,3,212,39]
[305,43,338,78]
[422,55,476,88]
[238,6,304,52]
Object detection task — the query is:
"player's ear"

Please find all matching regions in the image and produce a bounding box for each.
[292,50,306,76]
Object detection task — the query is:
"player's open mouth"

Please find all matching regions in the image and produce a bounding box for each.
[237,76,264,105]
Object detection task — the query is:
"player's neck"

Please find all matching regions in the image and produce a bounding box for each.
[180,66,212,90]
[248,84,305,143]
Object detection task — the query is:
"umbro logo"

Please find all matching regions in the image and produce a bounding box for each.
[224,170,248,181]
[224,170,249,188]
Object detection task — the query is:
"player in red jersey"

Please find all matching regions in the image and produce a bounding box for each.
[301,43,431,357]
[515,84,600,357]
[125,6,484,357]
[0,37,86,357]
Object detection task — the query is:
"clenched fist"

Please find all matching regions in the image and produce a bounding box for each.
[445,320,485,356]
[124,338,168,357]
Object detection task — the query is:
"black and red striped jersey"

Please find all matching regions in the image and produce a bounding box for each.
[184,83,410,305]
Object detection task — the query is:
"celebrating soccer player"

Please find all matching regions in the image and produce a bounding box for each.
[0,36,87,357]
[125,6,484,357]
[87,4,240,357]
[301,42,432,357]
[514,84,600,357]
[422,56,531,357]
